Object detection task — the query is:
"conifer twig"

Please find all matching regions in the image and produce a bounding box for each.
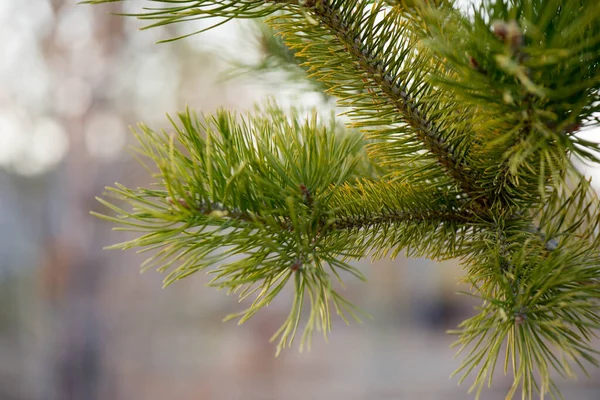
[298,0,482,203]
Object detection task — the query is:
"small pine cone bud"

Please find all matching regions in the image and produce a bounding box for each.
[492,20,508,41]
[299,184,312,205]
[178,198,189,208]
[299,0,318,7]
[493,20,523,51]
[290,259,302,272]
[468,55,479,70]
[564,122,581,135]
[166,196,189,209]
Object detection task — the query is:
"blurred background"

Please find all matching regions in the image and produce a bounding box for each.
[0,1,599,399]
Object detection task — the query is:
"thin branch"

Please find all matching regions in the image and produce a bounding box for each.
[175,196,471,232]
[330,209,473,231]
[166,196,293,228]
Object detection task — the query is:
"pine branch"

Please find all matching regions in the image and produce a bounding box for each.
[314,1,475,189]
[452,176,600,398]
[85,0,482,203]
[271,1,485,206]
[425,0,600,205]
[86,1,600,398]
[94,103,478,354]
[330,209,470,230]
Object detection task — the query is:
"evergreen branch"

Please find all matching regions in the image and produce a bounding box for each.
[86,0,481,202]
[94,102,476,354]
[454,223,600,400]
[453,177,600,398]
[312,2,470,182]
[94,103,369,353]
[271,1,484,205]
[425,0,600,204]
[86,1,600,399]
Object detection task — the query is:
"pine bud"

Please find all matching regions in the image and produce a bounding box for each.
[299,0,318,7]
[290,259,302,272]
[564,122,581,135]
[166,196,190,209]
[514,312,526,326]
[492,20,508,41]
[492,20,523,51]
[468,55,480,70]
[299,183,312,205]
